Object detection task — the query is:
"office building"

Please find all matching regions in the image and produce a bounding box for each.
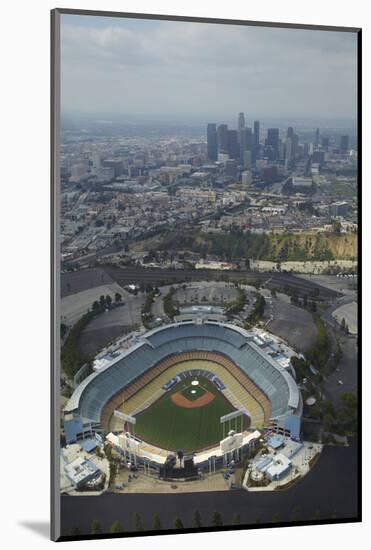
[243,149,252,170]
[315,128,320,147]
[227,129,239,159]
[266,128,279,160]
[238,112,245,132]
[207,123,218,161]
[254,120,260,145]
[241,170,252,186]
[217,124,229,153]
[321,137,330,151]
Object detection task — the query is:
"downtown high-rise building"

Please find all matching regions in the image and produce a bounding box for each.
[321,137,330,151]
[266,128,280,160]
[254,120,260,146]
[315,128,320,147]
[239,126,253,163]
[238,112,245,132]
[217,124,229,154]
[227,129,239,159]
[207,123,218,161]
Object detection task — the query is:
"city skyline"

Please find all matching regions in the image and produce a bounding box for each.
[61,14,357,121]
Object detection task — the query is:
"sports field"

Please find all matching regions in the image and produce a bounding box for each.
[134,376,236,451]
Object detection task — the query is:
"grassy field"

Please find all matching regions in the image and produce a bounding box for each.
[134,376,235,452]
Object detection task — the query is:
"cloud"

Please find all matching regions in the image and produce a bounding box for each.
[60,16,357,121]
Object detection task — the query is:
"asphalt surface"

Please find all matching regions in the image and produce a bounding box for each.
[267,297,317,352]
[60,441,358,537]
[61,267,340,301]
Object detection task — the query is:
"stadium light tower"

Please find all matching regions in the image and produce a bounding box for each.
[113,409,136,434]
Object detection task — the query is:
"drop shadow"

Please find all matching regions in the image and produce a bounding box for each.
[18,521,50,539]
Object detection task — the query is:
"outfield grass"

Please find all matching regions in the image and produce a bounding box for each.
[134,377,235,451]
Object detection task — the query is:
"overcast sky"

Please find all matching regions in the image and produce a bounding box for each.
[60,14,358,124]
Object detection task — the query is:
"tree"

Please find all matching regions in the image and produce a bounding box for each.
[193,510,202,528]
[174,517,184,530]
[212,511,223,527]
[312,510,321,521]
[114,292,122,303]
[271,513,280,523]
[91,520,101,534]
[290,506,301,522]
[133,512,144,532]
[99,295,106,306]
[152,514,162,530]
[105,295,112,306]
[232,514,241,525]
[92,300,100,311]
[110,521,123,533]
[323,413,334,433]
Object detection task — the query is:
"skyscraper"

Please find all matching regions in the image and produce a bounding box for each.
[315,128,320,147]
[217,124,229,154]
[254,121,260,146]
[267,128,279,160]
[207,123,218,161]
[227,130,239,159]
[239,127,253,162]
[285,138,292,162]
[287,127,294,140]
[321,137,330,151]
[238,112,245,132]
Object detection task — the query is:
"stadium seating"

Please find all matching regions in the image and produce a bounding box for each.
[67,322,300,431]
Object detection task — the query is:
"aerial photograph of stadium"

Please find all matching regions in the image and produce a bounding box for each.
[52,8,360,541]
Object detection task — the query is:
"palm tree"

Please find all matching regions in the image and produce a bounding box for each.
[271,513,280,523]
[290,506,301,522]
[110,521,123,533]
[232,514,241,525]
[174,517,184,530]
[91,520,101,534]
[212,511,223,527]
[152,513,162,530]
[133,512,144,531]
[193,510,202,528]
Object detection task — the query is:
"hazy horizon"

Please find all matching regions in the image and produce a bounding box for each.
[60,14,358,123]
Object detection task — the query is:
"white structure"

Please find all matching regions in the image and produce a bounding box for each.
[265,454,292,481]
[292,176,313,188]
[241,170,252,185]
[64,456,101,488]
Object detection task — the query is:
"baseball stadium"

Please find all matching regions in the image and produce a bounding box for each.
[65,320,302,475]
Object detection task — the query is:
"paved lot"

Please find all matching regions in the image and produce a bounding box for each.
[267,297,317,352]
[299,274,357,297]
[174,283,239,307]
[61,268,115,298]
[61,283,126,325]
[78,292,145,356]
[332,302,358,334]
[323,335,358,406]
[61,440,358,536]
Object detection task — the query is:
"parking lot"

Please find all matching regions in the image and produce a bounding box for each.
[267,296,317,352]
